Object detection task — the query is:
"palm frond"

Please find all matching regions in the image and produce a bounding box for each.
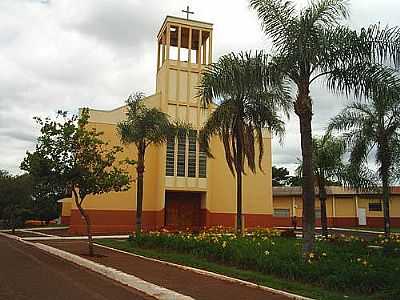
[302,0,349,28]
[340,164,378,190]
[328,104,371,132]
[117,93,188,149]
[249,0,297,48]
[198,51,290,175]
[360,24,400,67]
[326,62,400,100]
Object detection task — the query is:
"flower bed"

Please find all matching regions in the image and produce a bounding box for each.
[114,228,400,298]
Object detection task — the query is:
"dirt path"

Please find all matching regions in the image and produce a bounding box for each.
[0,236,153,300]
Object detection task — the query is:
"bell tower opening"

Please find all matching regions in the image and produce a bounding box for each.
[157,16,213,69]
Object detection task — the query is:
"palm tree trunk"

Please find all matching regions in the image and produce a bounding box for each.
[73,190,94,256]
[381,158,391,237]
[136,144,145,236]
[318,178,328,238]
[295,84,315,256]
[236,168,243,234]
[235,131,243,235]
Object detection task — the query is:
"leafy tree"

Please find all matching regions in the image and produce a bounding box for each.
[0,172,33,233]
[21,109,130,256]
[286,175,303,187]
[0,169,8,178]
[198,51,291,234]
[117,93,188,236]
[250,0,400,254]
[31,182,63,224]
[329,96,400,236]
[272,166,291,186]
[0,170,11,223]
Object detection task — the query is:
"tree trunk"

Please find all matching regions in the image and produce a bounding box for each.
[318,178,328,238]
[381,157,391,237]
[235,132,243,235]
[73,189,94,256]
[295,83,315,256]
[135,144,145,237]
[11,210,16,235]
[236,168,243,235]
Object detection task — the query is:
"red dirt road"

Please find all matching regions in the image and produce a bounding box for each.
[0,236,153,300]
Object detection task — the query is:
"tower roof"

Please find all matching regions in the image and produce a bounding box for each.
[157,16,213,39]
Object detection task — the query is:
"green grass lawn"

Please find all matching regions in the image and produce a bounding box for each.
[97,229,400,300]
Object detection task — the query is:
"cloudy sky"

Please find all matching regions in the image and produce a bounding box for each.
[1,0,400,174]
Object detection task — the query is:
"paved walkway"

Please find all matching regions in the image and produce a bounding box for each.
[0,236,152,300]
[42,240,290,300]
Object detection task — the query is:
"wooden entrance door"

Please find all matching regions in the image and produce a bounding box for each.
[165,192,201,229]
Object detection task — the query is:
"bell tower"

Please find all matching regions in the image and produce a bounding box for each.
[156,15,213,130]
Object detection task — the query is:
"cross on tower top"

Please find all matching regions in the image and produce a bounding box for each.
[182,5,194,20]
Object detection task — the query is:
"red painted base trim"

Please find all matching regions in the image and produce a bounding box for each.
[365,217,400,227]
[245,213,274,228]
[60,216,71,225]
[69,209,165,235]
[201,209,274,228]
[391,218,400,227]
[331,217,358,227]
[69,209,274,234]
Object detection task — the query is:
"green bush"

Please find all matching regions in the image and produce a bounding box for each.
[126,229,400,296]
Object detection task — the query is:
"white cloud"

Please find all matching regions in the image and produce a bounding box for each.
[0,0,399,174]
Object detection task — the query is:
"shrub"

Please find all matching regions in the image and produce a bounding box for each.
[126,229,400,296]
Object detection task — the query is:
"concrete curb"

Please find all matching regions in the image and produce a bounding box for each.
[0,226,69,232]
[21,235,130,241]
[96,243,314,300]
[0,232,193,300]
[276,226,388,235]
[0,231,23,241]
[19,229,55,237]
[329,227,384,234]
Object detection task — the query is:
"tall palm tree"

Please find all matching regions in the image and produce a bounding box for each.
[198,51,291,234]
[250,0,400,253]
[297,133,346,237]
[329,96,400,236]
[117,93,187,236]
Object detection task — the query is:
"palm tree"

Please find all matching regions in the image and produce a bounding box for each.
[250,0,400,253]
[198,51,291,234]
[297,133,346,237]
[117,93,186,236]
[329,96,400,236]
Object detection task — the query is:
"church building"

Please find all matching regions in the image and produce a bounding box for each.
[64,15,274,234]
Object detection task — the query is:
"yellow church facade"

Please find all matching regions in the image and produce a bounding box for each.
[64,16,274,234]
